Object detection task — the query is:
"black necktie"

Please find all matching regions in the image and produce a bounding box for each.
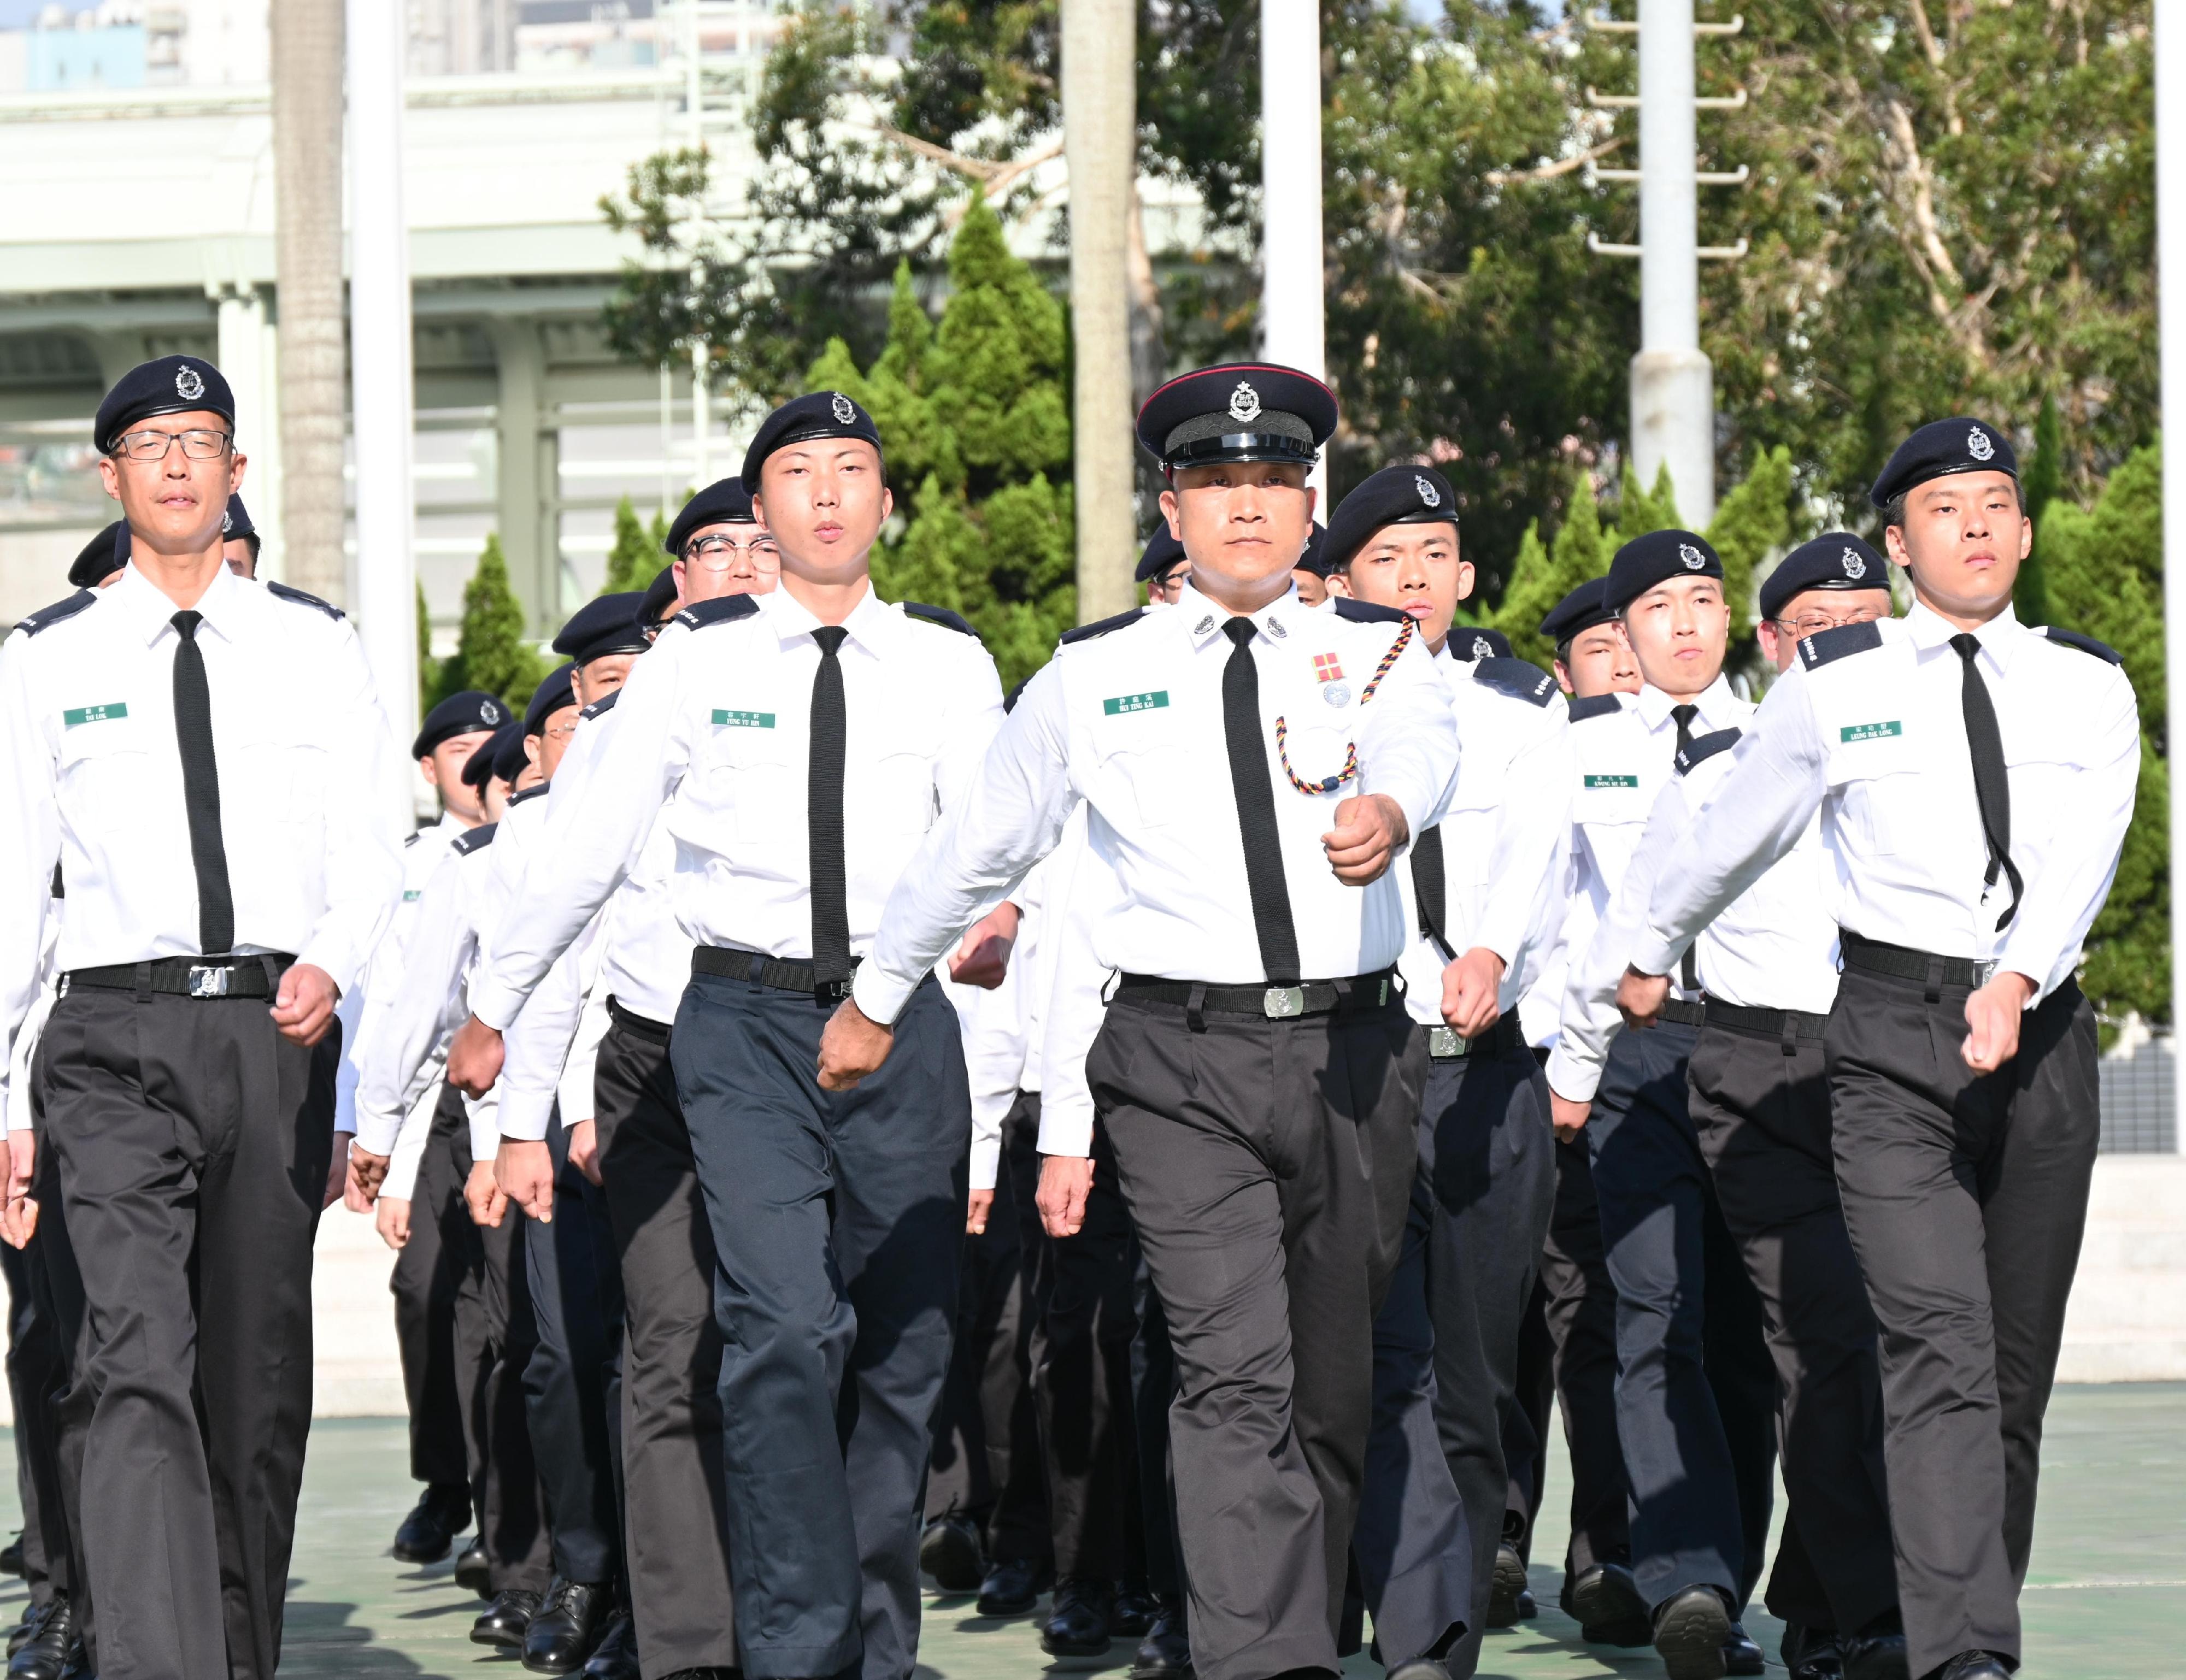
[808,625,852,983]
[170,610,234,956]
[1411,826,1454,961]
[1220,618,1302,985]
[1950,633,2023,930]
[1669,703,1700,991]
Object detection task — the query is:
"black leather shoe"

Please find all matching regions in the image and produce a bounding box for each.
[7,1598,77,1680]
[919,1514,985,1594]
[1783,1624,1847,1680]
[524,1578,610,1675]
[1042,1578,1115,1659]
[1110,1582,1158,1638]
[1935,1654,2013,1680]
[1566,1563,1651,1646]
[1131,1595,1192,1679]
[1384,1663,1450,1680]
[0,1536,22,1579]
[455,1538,493,1598]
[1486,1543,1530,1628]
[1842,1632,1909,1680]
[1652,1585,1733,1680]
[471,1588,543,1649]
[581,1608,638,1680]
[393,1484,471,1565]
[1723,1620,1765,1676]
[975,1555,1047,1619]
[8,1602,37,1659]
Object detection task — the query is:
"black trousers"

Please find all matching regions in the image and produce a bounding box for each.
[673,972,968,1680]
[1088,989,1424,1680]
[24,1066,89,1638]
[1688,1017,1898,1636]
[388,1086,474,1501]
[2,1231,64,1606]
[1825,969,2099,1679]
[40,985,337,1680]
[926,1090,1050,1570]
[1588,1020,1777,1614]
[593,1007,740,1677]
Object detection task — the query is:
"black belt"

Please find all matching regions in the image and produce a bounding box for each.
[606,995,672,1044]
[1423,1012,1525,1062]
[692,945,859,1004]
[1703,999,1829,1053]
[1840,930,1994,992]
[1656,997,1707,1027]
[1113,969,1399,1023]
[64,952,291,1000]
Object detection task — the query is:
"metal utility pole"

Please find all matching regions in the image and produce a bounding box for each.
[272,0,348,605]
[1062,0,1138,621]
[348,0,420,782]
[2157,0,2186,1151]
[1259,0,1326,497]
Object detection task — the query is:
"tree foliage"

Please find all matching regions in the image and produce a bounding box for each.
[602,497,654,596]
[433,534,549,712]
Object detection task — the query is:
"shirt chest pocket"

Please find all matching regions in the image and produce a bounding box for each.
[56,710,149,830]
[1827,727,1919,854]
[858,741,939,835]
[225,720,330,820]
[1091,721,1192,830]
[2002,715,2087,833]
[1575,775,1646,833]
[696,714,796,844]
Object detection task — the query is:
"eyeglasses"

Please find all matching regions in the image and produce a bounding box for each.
[1772,606,1887,640]
[111,428,233,462]
[543,720,581,741]
[685,534,780,570]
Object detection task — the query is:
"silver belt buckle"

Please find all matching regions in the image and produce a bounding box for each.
[1972,958,1997,987]
[1427,1025,1465,1058]
[187,965,232,999]
[1263,986,1305,1019]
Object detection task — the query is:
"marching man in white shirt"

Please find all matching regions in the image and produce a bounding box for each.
[817,364,1460,1680]
[1617,421,2139,1680]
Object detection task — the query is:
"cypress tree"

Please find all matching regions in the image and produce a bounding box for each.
[602,496,654,594]
[436,533,548,710]
[416,580,438,717]
[1706,445,1795,669]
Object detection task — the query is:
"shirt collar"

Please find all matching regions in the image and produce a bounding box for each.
[1903,597,2022,669]
[1635,671,1735,733]
[765,581,897,656]
[109,557,246,648]
[1174,579,1305,651]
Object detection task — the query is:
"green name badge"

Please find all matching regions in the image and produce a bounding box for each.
[1840,721,1902,744]
[1103,691,1170,716]
[1583,773,1639,788]
[712,709,775,729]
[61,703,126,728]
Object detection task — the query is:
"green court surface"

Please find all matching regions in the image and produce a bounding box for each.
[4,1384,2177,1678]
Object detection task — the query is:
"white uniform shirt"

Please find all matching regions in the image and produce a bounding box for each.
[470,587,1004,1028]
[0,563,406,1100]
[1567,675,1750,915]
[853,582,1461,1038]
[1631,602,2140,1004]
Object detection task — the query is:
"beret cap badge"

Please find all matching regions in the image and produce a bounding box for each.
[1967,425,1995,462]
[1228,381,1262,423]
[175,365,205,402]
[1679,543,1706,570]
[1842,546,1866,580]
[830,391,856,426]
[481,699,502,725]
[1415,474,1441,509]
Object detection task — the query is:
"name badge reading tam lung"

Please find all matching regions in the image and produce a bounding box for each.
[1583,773,1638,788]
[62,703,127,728]
[1103,691,1170,716]
[713,709,775,729]
[1840,721,1902,744]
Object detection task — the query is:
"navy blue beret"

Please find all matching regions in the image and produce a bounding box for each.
[221,494,254,540]
[462,720,525,789]
[1539,577,1616,645]
[1135,363,1337,471]
[493,722,533,784]
[640,563,679,626]
[524,663,578,735]
[413,689,509,760]
[69,521,128,590]
[1870,417,2018,509]
[1293,522,1334,577]
[1322,465,1459,574]
[1759,533,1891,622]
[742,391,884,488]
[1135,526,1186,585]
[1605,529,1723,612]
[94,356,234,456]
[665,477,756,555]
[553,592,650,666]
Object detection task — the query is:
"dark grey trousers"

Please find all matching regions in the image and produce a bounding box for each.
[388,1090,474,1500]
[1088,989,1424,1680]
[1825,969,2099,1679]
[40,985,337,1680]
[593,1006,740,1678]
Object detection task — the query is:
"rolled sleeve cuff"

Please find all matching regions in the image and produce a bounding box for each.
[467,977,526,1034]
[1035,1093,1095,1159]
[851,963,920,1030]
[1546,1043,1603,1105]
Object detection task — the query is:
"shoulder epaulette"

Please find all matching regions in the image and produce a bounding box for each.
[1059,607,1145,647]
[16,591,95,637]
[49,864,62,900]
[1676,727,1743,776]
[580,691,620,721]
[673,594,761,632]
[507,784,549,809]
[1796,619,1883,670]
[403,831,421,849]
[1567,692,1623,722]
[2040,625,2124,665]
[1332,598,1408,625]
[903,602,978,638]
[1474,656,1558,708]
[451,822,498,856]
[266,580,344,620]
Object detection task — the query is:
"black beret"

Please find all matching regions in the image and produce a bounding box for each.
[1758,533,1892,622]
[1870,417,2018,510]
[665,477,756,555]
[524,663,578,734]
[640,563,679,626]
[221,494,254,540]
[1134,363,1337,471]
[1539,577,1616,645]
[1322,465,1459,573]
[462,721,525,789]
[493,722,533,785]
[553,592,650,666]
[1293,522,1333,577]
[742,391,884,487]
[1135,526,1186,585]
[413,689,510,760]
[94,355,234,456]
[1605,529,1724,612]
[69,521,128,590]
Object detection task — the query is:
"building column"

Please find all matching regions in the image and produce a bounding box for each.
[216,286,285,581]
[487,318,554,636]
